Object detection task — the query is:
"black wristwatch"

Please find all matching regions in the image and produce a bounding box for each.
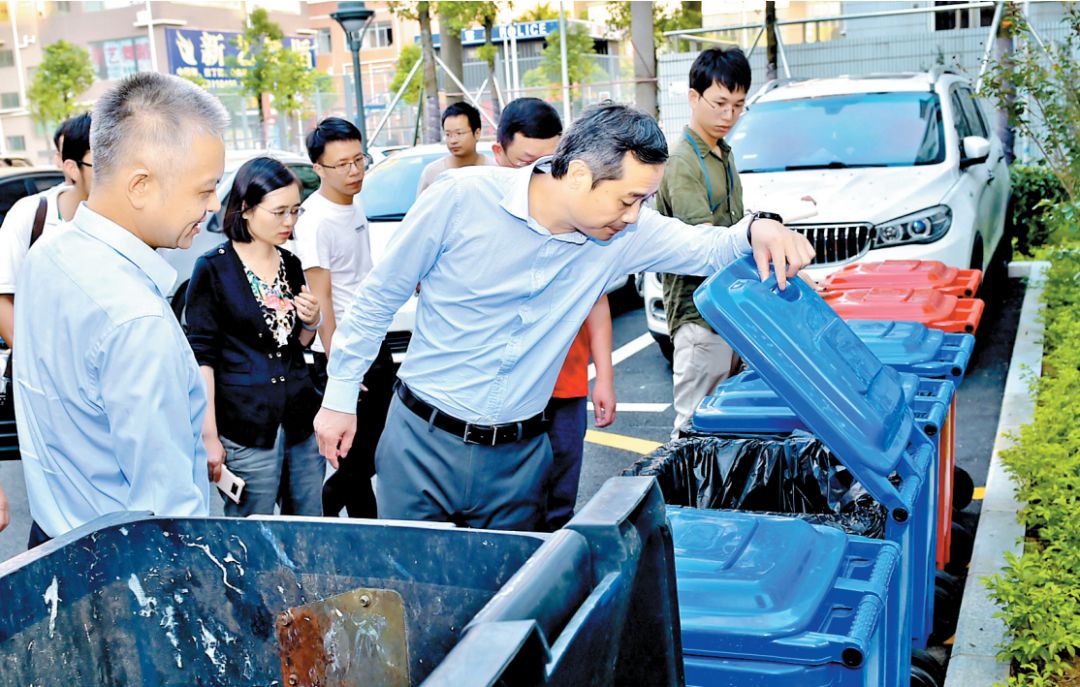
[747,211,784,243]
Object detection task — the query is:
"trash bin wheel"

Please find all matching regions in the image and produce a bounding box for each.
[952,466,974,511]
[932,570,963,642]
[946,514,977,576]
[911,648,947,687]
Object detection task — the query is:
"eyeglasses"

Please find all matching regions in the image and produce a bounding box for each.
[319,157,365,173]
[255,205,304,221]
[443,129,474,140]
[700,97,745,117]
[75,160,93,169]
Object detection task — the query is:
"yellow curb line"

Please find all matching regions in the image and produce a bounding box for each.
[584,429,663,455]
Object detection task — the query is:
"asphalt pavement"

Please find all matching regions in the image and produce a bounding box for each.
[0,278,1024,564]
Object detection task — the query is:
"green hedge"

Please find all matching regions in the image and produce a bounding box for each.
[985,244,1080,686]
[1009,165,1069,256]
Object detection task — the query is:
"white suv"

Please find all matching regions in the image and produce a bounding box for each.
[645,68,1011,356]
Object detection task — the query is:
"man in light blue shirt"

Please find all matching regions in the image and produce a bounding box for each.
[14,73,229,545]
[314,104,815,531]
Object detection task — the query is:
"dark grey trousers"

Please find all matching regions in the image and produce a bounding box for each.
[374,395,554,531]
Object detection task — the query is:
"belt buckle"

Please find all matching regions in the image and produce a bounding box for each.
[463,423,499,447]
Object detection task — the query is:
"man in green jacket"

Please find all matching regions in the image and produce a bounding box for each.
[657,47,752,439]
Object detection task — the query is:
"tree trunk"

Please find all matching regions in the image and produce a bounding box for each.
[483,18,501,117]
[418,2,442,144]
[439,5,465,105]
[994,4,1016,164]
[257,94,268,148]
[630,0,656,118]
[765,1,778,82]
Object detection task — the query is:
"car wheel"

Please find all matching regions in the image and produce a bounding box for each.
[651,332,673,363]
[969,235,984,272]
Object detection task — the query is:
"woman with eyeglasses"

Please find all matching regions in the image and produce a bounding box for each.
[186,156,326,516]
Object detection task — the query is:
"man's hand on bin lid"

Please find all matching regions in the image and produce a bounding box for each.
[749,218,815,291]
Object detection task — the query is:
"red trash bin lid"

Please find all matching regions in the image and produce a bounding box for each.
[819,260,982,297]
[823,287,984,334]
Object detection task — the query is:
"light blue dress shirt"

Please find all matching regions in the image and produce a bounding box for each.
[14,204,210,537]
[325,160,753,424]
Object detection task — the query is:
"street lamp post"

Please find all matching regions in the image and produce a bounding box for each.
[331,1,375,147]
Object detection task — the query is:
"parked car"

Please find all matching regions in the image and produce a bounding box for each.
[0,167,66,226]
[644,68,1011,357]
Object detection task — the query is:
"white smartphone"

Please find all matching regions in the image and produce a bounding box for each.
[215,465,246,505]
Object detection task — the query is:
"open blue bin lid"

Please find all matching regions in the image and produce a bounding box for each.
[692,370,949,436]
[693,257,927,515]
[669,506,891,666]
[847,320,974,386]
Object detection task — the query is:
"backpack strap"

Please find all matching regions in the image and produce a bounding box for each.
[29,196,47,248]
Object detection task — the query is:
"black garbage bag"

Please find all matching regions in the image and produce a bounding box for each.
[623,430,886,538]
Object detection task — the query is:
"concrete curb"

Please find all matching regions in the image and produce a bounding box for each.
[944,261,1050,687]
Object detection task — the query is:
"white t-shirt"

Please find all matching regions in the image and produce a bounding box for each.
[291,190,373,353]
[0,183,70,295]
[416,154,492,196]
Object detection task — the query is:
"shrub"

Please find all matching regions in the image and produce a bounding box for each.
[1009,166,1068,255]
[985,241,1080,685]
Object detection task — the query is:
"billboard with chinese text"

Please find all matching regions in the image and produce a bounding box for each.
[165,27,316,90]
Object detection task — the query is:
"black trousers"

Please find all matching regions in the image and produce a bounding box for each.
[309,340,396,518]
[28,520,51,549]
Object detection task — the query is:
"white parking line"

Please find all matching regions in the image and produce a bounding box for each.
[588,333,655,381]
[588,402,671,412]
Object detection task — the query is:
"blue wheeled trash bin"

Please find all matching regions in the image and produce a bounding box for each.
[669,506,903,687]
[0,477,681,687]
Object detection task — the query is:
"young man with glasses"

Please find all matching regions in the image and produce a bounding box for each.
[416,102,491,196]
[293,117,389,519]
[0,112,93,348]
[657,47,755,439]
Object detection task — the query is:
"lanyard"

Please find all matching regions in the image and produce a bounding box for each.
[683,131,734,216]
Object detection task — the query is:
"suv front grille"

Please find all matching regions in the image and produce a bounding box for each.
[791,223,875,267]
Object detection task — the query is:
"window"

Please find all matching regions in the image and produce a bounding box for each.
[950,90,974,139]
[5,136,25,152]
[0,50,13,68]
[363,22,393,49]
[934,1,995,31]
[731,92,946,173]
[317,27,333,54]
[88,36,151,80]
[0,93,19,109]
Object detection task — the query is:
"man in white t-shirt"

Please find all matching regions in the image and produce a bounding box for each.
[0,112,93,347]
[293,117,393,519]
[416,102,491,196]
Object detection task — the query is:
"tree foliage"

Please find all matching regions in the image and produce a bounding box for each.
[389,43,423,106]
[26,40,95,131]
[523,24,605,101]
[517,2,558,22]
[980,4,1080,202]
[605,1,702,51]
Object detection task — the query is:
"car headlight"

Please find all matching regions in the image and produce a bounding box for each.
[872,206,952,248]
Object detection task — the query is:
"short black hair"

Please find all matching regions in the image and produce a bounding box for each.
[305,117,362,164]
[496,98,562,150]
[441,102,481,133]
[223,156,299,243]
[550,103,668,188]
[53,121,66,152]
[60,112,92,164]
[689,47,752,96]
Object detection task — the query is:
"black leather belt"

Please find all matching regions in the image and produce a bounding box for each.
[395,381,549,446]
